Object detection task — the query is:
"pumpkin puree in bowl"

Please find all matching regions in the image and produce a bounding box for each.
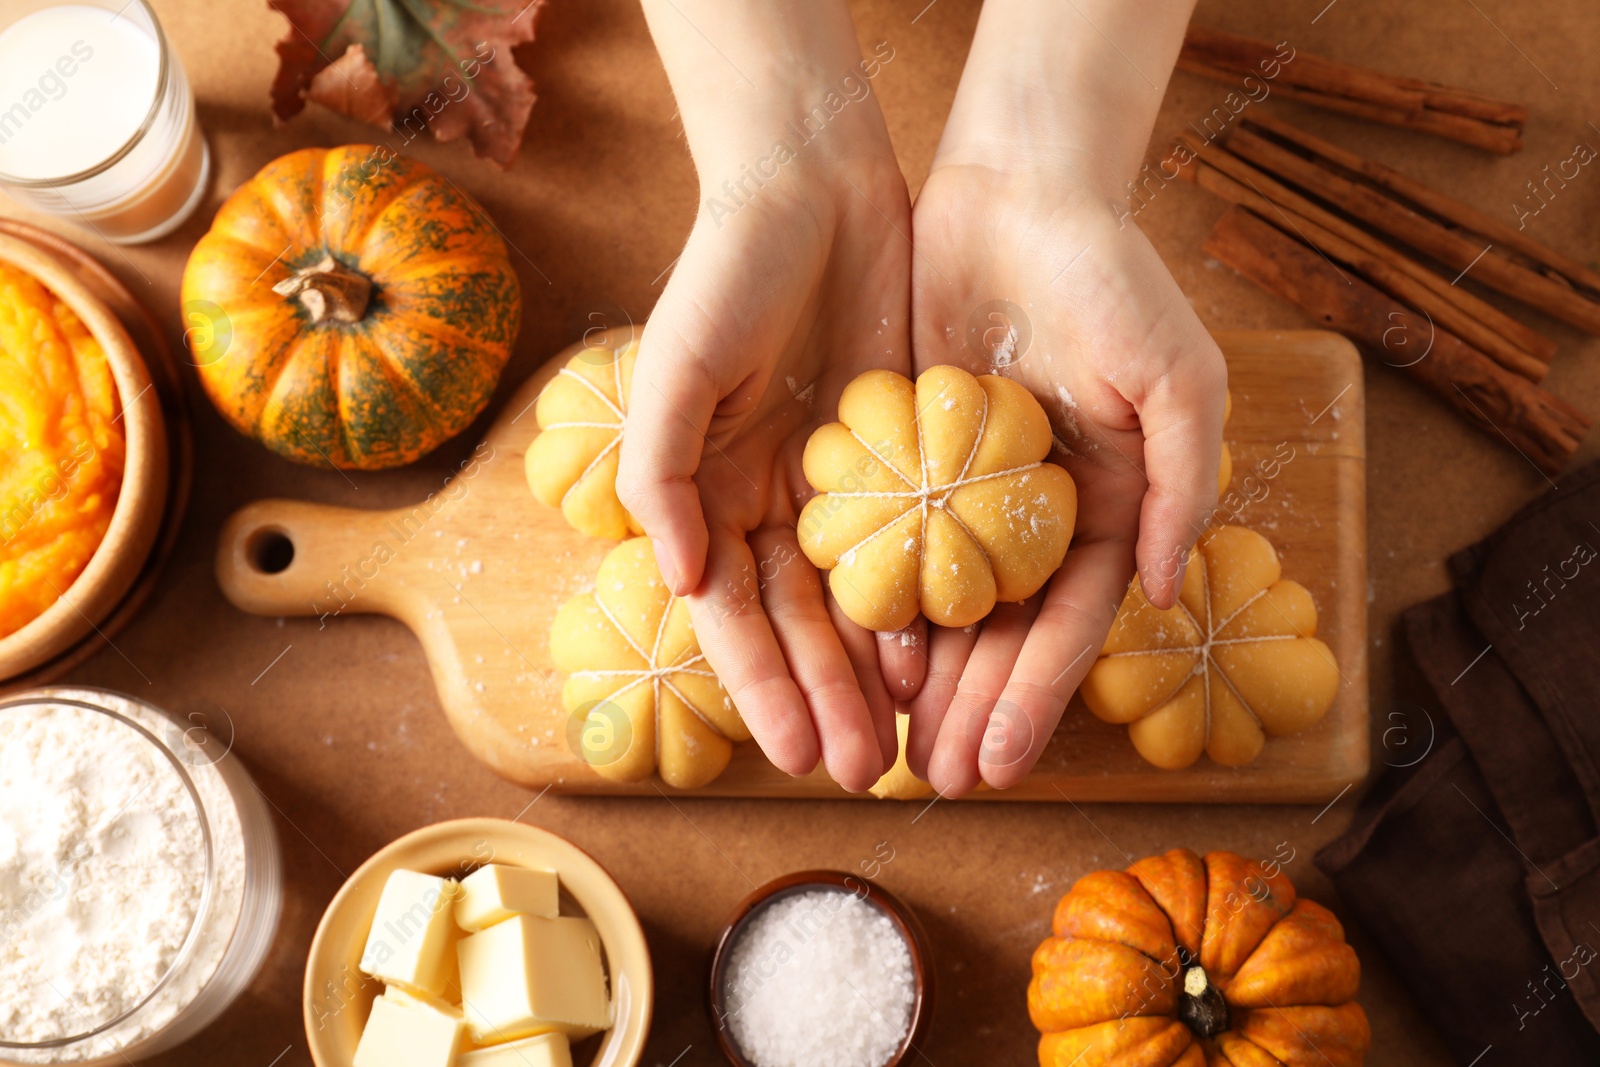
[0,261,126,638]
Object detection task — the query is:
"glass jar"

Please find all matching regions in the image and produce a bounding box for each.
[0,687,281,1064]
[0,1,211,244]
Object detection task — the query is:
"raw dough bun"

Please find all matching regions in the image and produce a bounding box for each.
[1218,390,1233,494]
[550,538,749,788]
[525,340,642,539]
[798,366,1078,631]
[868,713,989,797]
[869,713,934,800]
[1080,525,1339,770]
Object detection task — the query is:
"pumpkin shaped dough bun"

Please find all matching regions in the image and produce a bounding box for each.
[1217,389,1233,493]
[550,537,748,790]
[798,366,1077,632]
[525,339,642,539]
[1081,524,1340,770]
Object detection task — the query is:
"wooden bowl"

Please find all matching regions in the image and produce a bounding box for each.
[0,232,168,680]
[303,818,653,1067]
[0,219,192,692]
[708,870,934,1067]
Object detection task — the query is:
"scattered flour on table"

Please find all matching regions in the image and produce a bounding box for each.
[723,889,914,1067]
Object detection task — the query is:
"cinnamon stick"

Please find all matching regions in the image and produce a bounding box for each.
[1186,136,1558,363]
[1179,26,1526,154]
[1205,206,1588,473]
[1172,137,1552,380]
[1225,121,1600,334]
[1185,161,1549,382]
[1244,113,1600,295]
[1241,83,1524,156]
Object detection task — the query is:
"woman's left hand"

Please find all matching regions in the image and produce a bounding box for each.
[904,161,1227,797]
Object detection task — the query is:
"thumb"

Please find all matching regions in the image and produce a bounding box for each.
[1134,331,1227,610]
[616,303,722,597]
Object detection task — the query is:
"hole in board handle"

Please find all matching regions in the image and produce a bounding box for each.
[246,527,295,575]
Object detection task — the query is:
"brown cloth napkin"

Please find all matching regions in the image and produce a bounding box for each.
[1317,459,1600,1065]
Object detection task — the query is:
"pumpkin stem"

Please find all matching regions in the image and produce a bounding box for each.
[1177,963,1229,1038]
[273,253,372,324]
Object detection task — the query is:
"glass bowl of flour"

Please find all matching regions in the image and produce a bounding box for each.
[0,687,282,1064]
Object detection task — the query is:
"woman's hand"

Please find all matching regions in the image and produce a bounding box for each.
[903,0,1225,797]
[620,1,923,790]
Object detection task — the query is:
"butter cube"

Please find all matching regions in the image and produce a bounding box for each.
[455,864,560,932]
[352,986,465,1067]
[359,870,463,998]
[458,915,611,1042]
[458,1032,573,1067]
[385,985,464,1017]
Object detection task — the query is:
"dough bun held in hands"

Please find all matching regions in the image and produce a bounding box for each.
[869,713,935,800]
[525,341,642,539]
[1218,389,1233,494]
[550,537,749,789]
[797,366,1077,632]
[1080,525,1340,770]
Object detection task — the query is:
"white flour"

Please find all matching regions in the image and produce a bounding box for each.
[0,698,245,1061]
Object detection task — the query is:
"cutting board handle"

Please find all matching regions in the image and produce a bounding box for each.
[216,499,404,620]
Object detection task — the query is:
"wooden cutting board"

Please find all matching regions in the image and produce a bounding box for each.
[216,328,1367,802]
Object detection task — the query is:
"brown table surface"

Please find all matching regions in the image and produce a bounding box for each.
[15,0,1599,1063]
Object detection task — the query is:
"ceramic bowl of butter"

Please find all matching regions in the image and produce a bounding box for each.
[304,818,652,1067]
[0,232,168,683]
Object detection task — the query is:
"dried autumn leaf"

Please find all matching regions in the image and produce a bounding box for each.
[269,0,547,167]
[306,44,397,126]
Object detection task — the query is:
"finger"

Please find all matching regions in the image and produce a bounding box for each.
[826,596,899,777]
[905,622,978,781]
[875,618,929,703]
[687,525,819,778]
[926,600,1037,798]
[979,539,1135,789]
[616,310,718,596]
[1134,336,1227,610]
[751,527,887,792]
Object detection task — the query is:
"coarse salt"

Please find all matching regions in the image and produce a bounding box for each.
[722,888,914,1067]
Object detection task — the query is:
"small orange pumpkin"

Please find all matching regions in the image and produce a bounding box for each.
[1029,848,1370,1067]
[181,145,521,469]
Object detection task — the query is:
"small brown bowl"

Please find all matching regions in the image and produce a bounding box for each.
[708,870,934,1067]
[0,232,168,680]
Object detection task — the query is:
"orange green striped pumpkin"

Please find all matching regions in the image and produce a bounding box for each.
[180,144,520,469]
